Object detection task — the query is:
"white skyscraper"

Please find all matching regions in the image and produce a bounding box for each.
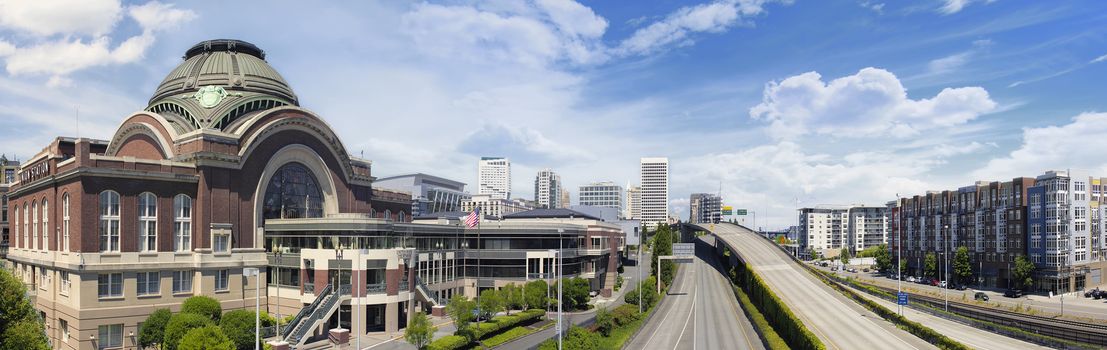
[625,184,641,220]
[640,157,669,229]
[478,157,511,200]
[534,168,561,209]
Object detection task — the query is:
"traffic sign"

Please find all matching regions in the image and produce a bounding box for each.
[673,243,694,257]
[736,209,748,215]
[897,292,908,306]
[722,206,733,215]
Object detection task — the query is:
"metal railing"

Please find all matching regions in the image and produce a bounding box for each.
[280,284,331,339]
[287,288,342,346]
[399,277,409,292]
[304,283,315,294]
[414,277,443,306]
[366,283,386,294]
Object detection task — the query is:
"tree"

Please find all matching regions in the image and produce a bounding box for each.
[524,280,548,310]
[404,312,436,350]
[594,307,614,336]
[446,295,476,341]
[177,326,234,350]
[537,326,599,350]
[2,320,49,350]
[181,295,222,322]
[953,246,973,285]
[858,245,884,258]
[500,283,524,314]
[651,224,675,286]
[899,258,907,277]
[478,289,504,319]
[164,313,215,350]
[805,247,817,261]
[623,276,658,307]
[558,277,591,311]
[839,247,852,266]
[1013,254,1036,290]
[874,244,892,272]
[220,309,274,350]
[924,252,938,279]
[0,269,46,350]
[139,308,173,349]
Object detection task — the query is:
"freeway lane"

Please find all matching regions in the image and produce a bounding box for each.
[711,223,935,350]
[625,237,763,350]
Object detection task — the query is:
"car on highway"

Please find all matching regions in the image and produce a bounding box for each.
[1004,289,1023,298]
[974,292,989,301]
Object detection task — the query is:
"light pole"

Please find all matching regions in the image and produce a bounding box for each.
[355,246,360,350]
[274,247,283,337]
[638,225,643,314]
[943,224,949,313]
[896,195,902,315]
[556,228,564,350]
[335,248,344,331]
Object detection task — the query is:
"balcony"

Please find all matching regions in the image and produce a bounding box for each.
[366,283,386,294]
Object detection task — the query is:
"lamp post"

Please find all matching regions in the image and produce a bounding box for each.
[943,224,949,312]
[556,228,564,350]
[335,248,344,331]
[896,195,902,316]
[274,247,283,337]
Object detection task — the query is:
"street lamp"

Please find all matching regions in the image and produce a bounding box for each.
[556,228,564,350]
[896,195,902,316]
[273,247,283,337]
[335,248,344,331]
[943,224,949,313]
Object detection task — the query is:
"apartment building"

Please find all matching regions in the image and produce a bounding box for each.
[689,193,722,224]
[624,184,641,220]
[798,205,888,259]
[534,169,562,209]
[461,194,531,218]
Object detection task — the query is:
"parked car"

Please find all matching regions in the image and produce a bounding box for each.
[1085,288,1099,298]
[939,280,947,288]
[862,268,870,272]
[974,292,990,301]
[955,284,967,291]
[848,268,858,273]
[930,279,940,286]
[1094,289,1106,300]
[1004,289,1023,298]
[906,276,915,283]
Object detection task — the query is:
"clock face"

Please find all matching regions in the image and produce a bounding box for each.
[194,85,228,108]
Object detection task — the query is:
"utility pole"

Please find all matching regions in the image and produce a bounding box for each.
[896,195,902,316]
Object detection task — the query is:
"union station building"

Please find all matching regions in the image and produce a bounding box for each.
[4,40,624,350]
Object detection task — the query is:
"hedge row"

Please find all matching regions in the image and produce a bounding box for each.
[426,309,545,350]
[730,263,825,350]
[809,269,970,350]
[732,285,788,350]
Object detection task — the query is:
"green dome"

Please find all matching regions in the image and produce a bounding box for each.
[147,39,299,133]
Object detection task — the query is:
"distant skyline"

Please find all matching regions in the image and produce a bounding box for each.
[1,0,1106,228]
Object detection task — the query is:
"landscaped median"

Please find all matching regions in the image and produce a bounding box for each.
[805,267,971,350]
[732,284,789,350]
[427,309,546,350]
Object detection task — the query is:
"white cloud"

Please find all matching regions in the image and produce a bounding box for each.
[128,1,197,32]
[615,0,779,56]
[974,112,1107,179]
[928,52,971,74]
[938,0,994,15]
[0,0,121,37]
[749,67,997,140]
[859,1,885,14]
[0,1,196,85]
[457,123,595,164]
[1091,54,1107,63]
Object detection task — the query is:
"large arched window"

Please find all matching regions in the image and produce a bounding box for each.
[21,203,27,249]
[263,163,324,219]
[14,205,19,248]
[174,194,192,252]
[41,199,47,251]
[99,191,121,252]
[138,192,157,252]
[62,194,70,252]
[31,200,37,250]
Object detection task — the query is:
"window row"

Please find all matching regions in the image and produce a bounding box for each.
[97,270,230,298]
[12,196,61,251]
[98,191,193,253]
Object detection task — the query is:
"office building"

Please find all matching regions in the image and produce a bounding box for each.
[534,168,561,209]
[560,188,571,209]
[478,157,511,200]
[579,182,623,212]
[462,194,531,218]
[625,184,641,220]
[640,158,669,229]
[374,173,471,216]
[689,193,722,224]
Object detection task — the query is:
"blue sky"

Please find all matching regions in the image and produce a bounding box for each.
[1,0,1106,228]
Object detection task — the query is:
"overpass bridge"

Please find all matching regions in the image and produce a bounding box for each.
[682,222,935,350]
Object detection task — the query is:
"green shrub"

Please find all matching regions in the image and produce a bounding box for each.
[2,320,50,350]
[734,286,788,350]
[220,309,269,350]
[470,309,544,340]
[610,304,640,327]
[537,326,599,350]
[181,295,222,322]
[178,325,234,350]
[426,335,469,350]
[164,313,215,350]
[594,307,614,336]
[623,275,658,307]
[139,308,172,349]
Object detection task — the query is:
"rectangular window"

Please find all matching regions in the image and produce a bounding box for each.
[97,324,122,350]
[62,195,70,252]
[215,270,229,291]
[138,193,157,252]
[174,195,192,252]
[97,273,122,298]
[137,272,159,296]
[60,319,69,342]
[213,233,230,253]
[173,271,193,294]
[60,271,70,296]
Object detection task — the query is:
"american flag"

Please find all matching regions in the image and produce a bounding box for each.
[465,207,480,228]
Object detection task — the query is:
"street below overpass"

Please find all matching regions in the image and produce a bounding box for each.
[710,223,936,350]
[624,236,763,350]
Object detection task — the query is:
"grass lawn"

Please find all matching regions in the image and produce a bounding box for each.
[483,322,554,348]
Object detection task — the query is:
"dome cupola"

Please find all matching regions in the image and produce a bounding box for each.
[146,39,298,133]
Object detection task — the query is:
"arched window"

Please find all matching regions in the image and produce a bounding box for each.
[138,192,157,252]
[62,194,70,252]
[31,200,37,250]
[369,208,376,218]
[41,200,48,251]
[398,211,406,222]
[263,163,324,219]
[14,205,19,248]
[174,194,192,252]
[99,191,121,252]
[21,203,27,249]
[384,209,392,221]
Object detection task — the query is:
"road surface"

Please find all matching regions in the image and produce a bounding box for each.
[710,223,935,350]
[624,237,763,350]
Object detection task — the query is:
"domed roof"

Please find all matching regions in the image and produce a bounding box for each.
[146,39,299,133]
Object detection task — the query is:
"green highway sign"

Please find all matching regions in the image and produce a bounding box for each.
[736,209,747,215]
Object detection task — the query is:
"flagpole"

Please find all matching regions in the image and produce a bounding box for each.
[476,208,482,326]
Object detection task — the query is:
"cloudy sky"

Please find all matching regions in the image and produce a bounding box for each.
[1,0,1106,229]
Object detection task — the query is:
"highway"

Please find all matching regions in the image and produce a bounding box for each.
[624,237,763,350]
[710,223,935,350]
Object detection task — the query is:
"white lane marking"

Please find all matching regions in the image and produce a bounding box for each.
[640,265,686,348]
[674,259,697,350]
